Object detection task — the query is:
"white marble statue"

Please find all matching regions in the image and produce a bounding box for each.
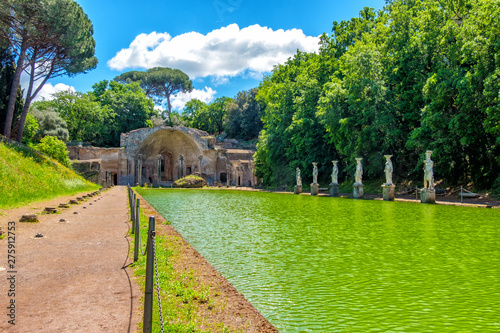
[384,155,393,186]
[312,162,318,185]
[423,150,434,189]
[354,158,363,185]
[296,167,302,186]
[331,160,339,184]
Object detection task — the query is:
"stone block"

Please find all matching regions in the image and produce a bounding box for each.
[329,183,340,197]
[19,214,39,223]
[420,189,436,204]
[353,184,364,199]
[43,207,58,214]
[311,184,319,196]
[294,185,302,194]
[382,185,396,201]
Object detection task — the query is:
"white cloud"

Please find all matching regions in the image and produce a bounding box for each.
[33,83,76,102]
[171,87,217,110]
[19,72,76,102]
[108,24,320,78]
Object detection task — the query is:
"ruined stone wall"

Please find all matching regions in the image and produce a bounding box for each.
[68,126,256,187]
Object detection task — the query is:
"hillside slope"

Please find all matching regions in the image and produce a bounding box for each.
[0,140,99,209]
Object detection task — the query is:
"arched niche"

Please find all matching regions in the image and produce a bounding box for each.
[136,129,203,181]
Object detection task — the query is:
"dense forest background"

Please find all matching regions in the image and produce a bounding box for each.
[254,0,500,191]
[1,0,499,192]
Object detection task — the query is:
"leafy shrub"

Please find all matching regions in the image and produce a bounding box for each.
[31,108,69,142]
[173,175,207,188]
[34,135,71,168]
[21,113,39,145]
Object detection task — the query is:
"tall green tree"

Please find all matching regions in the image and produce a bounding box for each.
[32,90,114,146]
[30,107,69,142]
[115,67,192,122]
[225,88,263,140]
[183,97,231,135]
[255,1,500,189]
[92,80,156,146]
[256,51,336,186]
[0,0,97,141]
[0,45,23,136]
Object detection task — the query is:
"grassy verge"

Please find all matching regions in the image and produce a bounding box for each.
[130,190,233,333]
[0,141,99,209]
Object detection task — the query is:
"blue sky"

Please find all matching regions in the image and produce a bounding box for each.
[37,0,386,110]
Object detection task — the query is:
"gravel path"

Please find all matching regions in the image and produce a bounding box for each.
[0,186,141,332]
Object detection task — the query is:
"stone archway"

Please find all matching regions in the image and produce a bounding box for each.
[134,128,204,184]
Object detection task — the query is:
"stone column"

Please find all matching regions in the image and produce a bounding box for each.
[226,162,231,187]
[137,154,143,186]
[237,160,243,187]
[156,155,162,186]
[179,154,184,179]
[249,161,255,187]
[311,162,319,196]
[198,155,203,175]
[128,158,135,186]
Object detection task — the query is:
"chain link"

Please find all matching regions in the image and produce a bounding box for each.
[152,236,165,333]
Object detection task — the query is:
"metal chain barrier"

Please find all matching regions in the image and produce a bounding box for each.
[152,236,165,333]
[128,186,165,333]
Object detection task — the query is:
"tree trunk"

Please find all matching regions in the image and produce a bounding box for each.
[16,57,53,142]
[166,94,172,122]
[3,38,27,138]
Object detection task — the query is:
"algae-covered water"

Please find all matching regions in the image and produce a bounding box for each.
[139,189,500,332]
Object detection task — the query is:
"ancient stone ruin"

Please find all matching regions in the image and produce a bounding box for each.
[67,126,257,187]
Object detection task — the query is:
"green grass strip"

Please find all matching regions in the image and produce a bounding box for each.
[0,141,99,209]
[130,191,233,333]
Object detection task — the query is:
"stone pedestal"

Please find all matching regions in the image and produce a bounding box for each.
[382,185,395,201]
[420,189,436,204]
[311,184,319,196]
[329,183,339,197]
[353,183,364,199]
[294,185,302,194]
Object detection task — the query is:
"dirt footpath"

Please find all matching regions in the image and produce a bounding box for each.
[0,186,141,332]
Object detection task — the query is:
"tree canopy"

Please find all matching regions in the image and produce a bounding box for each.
[115,67,192,122]
[0,0,97,141]
[254,0,500,190]
[31,80,156,147]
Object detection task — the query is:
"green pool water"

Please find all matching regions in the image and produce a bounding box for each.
[138,189,500,332]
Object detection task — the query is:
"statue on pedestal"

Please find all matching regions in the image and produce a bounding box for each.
[354,158,363,185]
[331,161,338,185]
[296,167,302,186]
[312,163,318,185]
[423,150,434,189]
[384,155,393,186]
